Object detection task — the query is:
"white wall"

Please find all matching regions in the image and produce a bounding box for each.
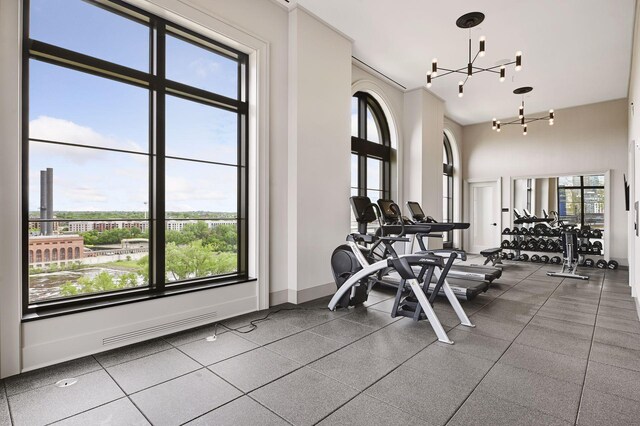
[463,99,629,265]
[628,0,640,301]
[286,7,352,301]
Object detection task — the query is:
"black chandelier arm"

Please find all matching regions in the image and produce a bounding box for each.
[431,67,468,79]
[471,67,500,74]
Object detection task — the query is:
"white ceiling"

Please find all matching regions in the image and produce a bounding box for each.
[292,0,636,125]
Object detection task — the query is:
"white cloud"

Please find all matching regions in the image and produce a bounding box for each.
[188,58,221,79]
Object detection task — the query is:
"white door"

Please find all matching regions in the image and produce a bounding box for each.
[469,180,500,254]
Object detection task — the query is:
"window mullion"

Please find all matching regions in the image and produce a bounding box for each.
[151,22,166,291]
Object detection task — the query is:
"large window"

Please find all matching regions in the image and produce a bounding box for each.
[557,175,605,229]
[442,134,454,248]
[23,0,249,314]
[350,92,391,228]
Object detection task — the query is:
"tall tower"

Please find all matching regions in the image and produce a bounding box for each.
[40,168,53,236]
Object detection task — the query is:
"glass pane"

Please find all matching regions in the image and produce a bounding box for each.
[351,97,358,137]
[165,220,238,282]
[584,175,605,187]
[165,159,237,218]
[29,60,148,153]
[366,107,381,143]
[583,188,605,229]
[28,216,149,303]
[29,142,149,216]
[558,176,581,187]
[166,95,237,164]
[367,190,382,203]
[351,154,358,188]
[367,158,382,191]
[558,188,582,225]
[30,0,149,71]
[166,33,238,99]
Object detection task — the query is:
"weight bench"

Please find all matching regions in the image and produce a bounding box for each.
[480,248,503,266]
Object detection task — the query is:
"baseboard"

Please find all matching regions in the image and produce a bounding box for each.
[296,282,335,304]
[269,289,289,306]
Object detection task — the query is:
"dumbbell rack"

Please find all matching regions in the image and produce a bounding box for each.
[501,227,604,264]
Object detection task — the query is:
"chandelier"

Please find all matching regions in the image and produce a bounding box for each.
[427,12,523,97]
[492,87,555,135]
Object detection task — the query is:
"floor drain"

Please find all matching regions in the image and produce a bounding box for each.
[55,378,78,388]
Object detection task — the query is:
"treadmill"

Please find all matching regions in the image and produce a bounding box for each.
[374,200,492,300]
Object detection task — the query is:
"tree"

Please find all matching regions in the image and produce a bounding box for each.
[60,271,138,296]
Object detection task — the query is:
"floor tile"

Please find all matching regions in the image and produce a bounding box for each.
[208,347,301,392]
[0,385,10,426]
[460,313,526,341]
[348,326,430,363]
[163,323,227,347]
[176,331,258,366]
[365,365,469,425]
[437,328,511,362]
[309,317,378,344]
[95,338,173,368]
[265,331,344,364]
[577,388,640,426]
[473,299,537,323]
[542,299,598,315]
[317,393,429,426]
[448,390,571,426]
[270,306,348,329]
[498,343,587,385]
[499,289,549,306]
[233,318,305,346]
[536,305,596,326]
[590,341,640,372]
[186,396,288,425]
[342,306,401,328]
[308,344,398,391]
[130,369,242,426]
[596,315,640,335]
[597,305,639,321]
[385,316,447,343]
[250,367,359,426]
[476,363,582,423]
[529,315,594,340]
[515,324,591,359]
[106,348,200,394]
[52,397,149,425]
[404,344,494,389]
[599,298,636,311]
[593,326,640,351]
[584,361,640,401]
[8,370,124,426]
[4,356,101,396]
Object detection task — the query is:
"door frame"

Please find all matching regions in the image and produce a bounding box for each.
[463,178,502,253]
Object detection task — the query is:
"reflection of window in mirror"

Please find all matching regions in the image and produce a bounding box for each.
[557,175,605,229]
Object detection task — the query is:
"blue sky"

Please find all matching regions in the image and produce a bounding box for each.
[28,0,240,215]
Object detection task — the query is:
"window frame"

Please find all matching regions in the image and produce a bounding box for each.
[442,134,454,248]
[351,92,391,201]
[556,175,605,228]
[21,0,251,317]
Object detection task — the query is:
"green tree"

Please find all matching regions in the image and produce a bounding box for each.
[60,271,139,296]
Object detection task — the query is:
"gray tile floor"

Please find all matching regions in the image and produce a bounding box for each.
[0,258,637,425]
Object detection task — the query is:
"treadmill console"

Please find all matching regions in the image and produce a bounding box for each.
[406,201,425,221]
[377,199,401,223]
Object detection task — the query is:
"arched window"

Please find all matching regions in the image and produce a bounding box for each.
[44,249,50,262]
[351,92,391,205]
[36,249,42,262]
[67,248,73,260]
[74,247,80,259]
[443,134,454,248]
[52,248,58,261]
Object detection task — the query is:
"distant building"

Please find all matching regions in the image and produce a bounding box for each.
[68,221,148,233]
[28,235,84,265]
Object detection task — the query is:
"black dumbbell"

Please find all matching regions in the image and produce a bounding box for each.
[550,256,562,264]
[593,241,603,250]
[502,240,511,249]
[537,240,547,251]
[607,260,619,270]
[512,227,520,235]
[530,254,541,263]
[519,241,529,249]
[510,240,519,249]
[540,255,550,263]
[501,252,508,260]
[507,253,515,260]
[584,258,595,267]
[519,254,530,261]
[592,229,603,239]
[503,228,511,235]
[596,259,608,269]
[527,239,537,250]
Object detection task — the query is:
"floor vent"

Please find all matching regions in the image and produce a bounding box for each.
[102,311,218,346]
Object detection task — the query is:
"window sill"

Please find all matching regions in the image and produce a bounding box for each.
[22,276,257,322]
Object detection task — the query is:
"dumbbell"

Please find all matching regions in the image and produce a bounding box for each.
[540,255,550,263]
[592,229,603,239]
[530,254,541,263]
[596,259,608,269]
[550,256,562,264]
[501,252,508,260]
[519,241,529,250]
[607,260,619,270]
[512,227,520,235]
[593,241,603,250]
[510,240,519,249]
[503,228,511,235]
[507,253,515,260]
[527,239,538,250]
[537,240,548,251]
[502,240,511,249]
[583,258,595,267]
[519,254,529,261]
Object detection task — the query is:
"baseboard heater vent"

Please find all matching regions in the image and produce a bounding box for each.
[102,311,218,346]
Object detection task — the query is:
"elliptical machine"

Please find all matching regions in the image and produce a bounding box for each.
[329,196,474,344]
